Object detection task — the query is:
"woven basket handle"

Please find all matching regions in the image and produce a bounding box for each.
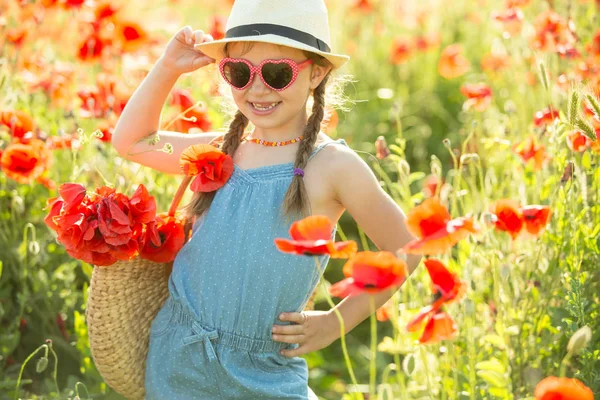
[166,135,225,242]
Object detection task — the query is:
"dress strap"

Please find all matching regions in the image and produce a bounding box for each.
[308,138,348,161]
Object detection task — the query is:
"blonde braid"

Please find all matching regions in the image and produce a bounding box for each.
[280,75,329,223]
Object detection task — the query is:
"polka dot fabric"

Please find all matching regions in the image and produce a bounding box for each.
[145,139,349,399]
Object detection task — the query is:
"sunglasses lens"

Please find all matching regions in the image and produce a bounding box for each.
[262,62,294,89]
[223,61,251,88]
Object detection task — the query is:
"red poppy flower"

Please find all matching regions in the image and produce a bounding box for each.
[321,106,339,134]
[389,38,413,64]
[419,312,458,344]
[63,0,85,8]
[44,183,167,266]
[96,193,140,261]
[352,0,374,14]
[169,89,213,133]
[438,44,470,79]
[208,15,226,40]
[115,21,149,53]
[329,251,407,298]
[58,182,87,212]
[422,174,443,198]
[6,26,28,48]
[78,73,131,118]
[534,376,593,400]
[531,10,576,54]
[566,130,591,152]
[0,139,52,184]
[492,8,524,37]
[46,132,81,150]
[512,135,549,170]
[460,83,493,112]
[179,144,234,192]
[129,184,157,224]
[94,0,120,21]
[96,120,114,143]
[1,110,36,139]
[401,197,479,255]
[275,215,357,258]
[490,199,524,240]
[521,205,552,237]
[424,259,467,307]
[406,259,465,344]
[139,212,186,263]
[533,107,559,128]
[480,52,510,73]
[414,33,440,52]
[376,299,394,322]
[77,33,106,62]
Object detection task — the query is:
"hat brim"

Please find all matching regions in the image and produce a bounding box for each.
[194,34,350,69]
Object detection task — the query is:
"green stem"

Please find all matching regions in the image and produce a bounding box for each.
[369,296,377,398]
[75,382,91,399]
[315,257,361,399]
[358,227,370,251]
[558,353,572,378]
[390,291,409,400]
[49,344,60,396]
[419,345,434,396]
[14,344,47,400]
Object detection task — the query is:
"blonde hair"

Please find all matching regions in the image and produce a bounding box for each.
[180,42,354,224]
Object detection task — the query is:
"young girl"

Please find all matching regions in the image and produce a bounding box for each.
[111,0,420,398]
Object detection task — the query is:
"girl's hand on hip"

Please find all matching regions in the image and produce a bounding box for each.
[272,310,339,357]
[159,25,216,75]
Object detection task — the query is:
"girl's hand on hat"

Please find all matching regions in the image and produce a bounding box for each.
[272,311,338,357]
[159,25,216,75]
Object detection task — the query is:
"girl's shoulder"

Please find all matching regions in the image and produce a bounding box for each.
[309,133,352,160]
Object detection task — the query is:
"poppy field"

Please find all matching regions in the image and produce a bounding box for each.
[1,0,600,399]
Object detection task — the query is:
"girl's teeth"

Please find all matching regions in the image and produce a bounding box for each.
[252,102,279,110]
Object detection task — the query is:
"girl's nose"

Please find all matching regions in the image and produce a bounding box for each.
[248,72,271,94]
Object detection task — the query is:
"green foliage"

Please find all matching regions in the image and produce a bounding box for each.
[1,0,600,399]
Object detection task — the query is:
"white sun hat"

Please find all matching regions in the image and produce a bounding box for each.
[194,0,350,69]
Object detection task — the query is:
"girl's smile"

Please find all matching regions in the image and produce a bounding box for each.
[247,101,282,115]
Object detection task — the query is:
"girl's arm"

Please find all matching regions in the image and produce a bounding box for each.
[326,144,423,337]
[111,26,220,175]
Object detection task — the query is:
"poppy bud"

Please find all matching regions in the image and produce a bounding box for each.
[375,136,390,159]
[567,326,592,356]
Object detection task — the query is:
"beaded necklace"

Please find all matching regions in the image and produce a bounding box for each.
[243,134,303,147]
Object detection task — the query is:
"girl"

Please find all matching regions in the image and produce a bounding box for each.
[111,0,421,398]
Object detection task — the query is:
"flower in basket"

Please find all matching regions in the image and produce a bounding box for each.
[139,211,186,263]
[44,182,185,266]
[179,144,234,192]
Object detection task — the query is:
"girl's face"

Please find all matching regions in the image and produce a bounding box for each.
[226,41,331,137]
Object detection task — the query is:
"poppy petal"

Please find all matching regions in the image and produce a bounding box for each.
[418,312,458,344]
[424,259,466,302]
[342,251,407,293]
[406,304,437,332]
[522,205,552,237]
[406,197,451,239]
[329,277,363,298]
[58,183,87,211]
[289,215,334,241]
[534,376,594,400]
[402,217,478,255]
[331,241,359,258]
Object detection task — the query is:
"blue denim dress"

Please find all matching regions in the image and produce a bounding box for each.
[145,139,348,399]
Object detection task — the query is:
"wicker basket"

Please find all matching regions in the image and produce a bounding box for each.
[85,173,319,400]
